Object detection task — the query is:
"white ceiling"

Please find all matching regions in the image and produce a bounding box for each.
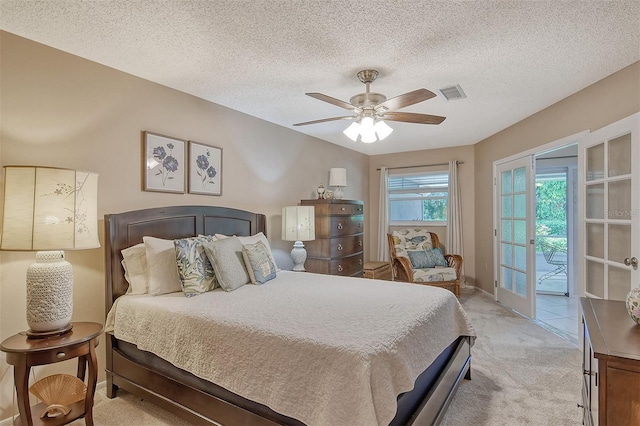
[1,1,639,155]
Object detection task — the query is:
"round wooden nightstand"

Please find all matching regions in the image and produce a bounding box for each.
[0,322,103,426]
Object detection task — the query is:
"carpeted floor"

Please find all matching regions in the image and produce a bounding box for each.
[74,287,583,425]
[440,288,582,425]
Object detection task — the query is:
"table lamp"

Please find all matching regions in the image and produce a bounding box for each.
[0,166,99,338]
[329,168,347,199]
[282,206,315,271]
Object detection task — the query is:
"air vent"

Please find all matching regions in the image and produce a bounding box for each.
[438,84,467,101]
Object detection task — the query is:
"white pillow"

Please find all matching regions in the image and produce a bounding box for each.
[121,243,148,294]
[215,232,279,271]
[143,236,183,295]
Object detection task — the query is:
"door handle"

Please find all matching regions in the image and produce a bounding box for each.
[624,257,638,269]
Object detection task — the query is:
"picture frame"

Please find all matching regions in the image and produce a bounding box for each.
[188,141,222,196]
[143,131,186,193]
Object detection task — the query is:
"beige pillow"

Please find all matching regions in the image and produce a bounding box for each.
[143,236,182,295]
[203,237,250,292]
[215,232,279,271]
[121,243,148,294]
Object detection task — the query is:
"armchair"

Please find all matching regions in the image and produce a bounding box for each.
[387,229,463,297]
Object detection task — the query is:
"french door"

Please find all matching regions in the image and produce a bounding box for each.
[579,113,640,300]
[495,155,536,318]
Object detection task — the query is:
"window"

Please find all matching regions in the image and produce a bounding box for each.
[388,172,449,224]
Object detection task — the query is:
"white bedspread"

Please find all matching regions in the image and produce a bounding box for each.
[110,271,475,426]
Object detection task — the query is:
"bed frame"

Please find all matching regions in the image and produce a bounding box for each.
[104,205,472,425]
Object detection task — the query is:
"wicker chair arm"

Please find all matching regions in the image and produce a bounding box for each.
[444,254,463,281]
[392,256,414,282]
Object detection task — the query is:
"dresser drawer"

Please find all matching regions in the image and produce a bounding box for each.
[315,216,363,238]
[305,235,364,258]
[328,203,364,216]
[301,200,364,217]
[306,253,363,276]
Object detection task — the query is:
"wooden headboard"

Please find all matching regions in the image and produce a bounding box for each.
[104,205,266,313]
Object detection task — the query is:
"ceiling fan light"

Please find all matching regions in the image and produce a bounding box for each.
[359,117,377,143]
[374,120,393,140]
[343,122,360,141]
[361,132,377,143]
[360,116,375,134]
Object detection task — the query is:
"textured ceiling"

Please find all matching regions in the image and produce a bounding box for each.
[1,1,639,155]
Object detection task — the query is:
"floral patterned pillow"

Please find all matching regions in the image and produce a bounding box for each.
[242,241,277,284]
[174,236,217,297]
[407,247,448,269]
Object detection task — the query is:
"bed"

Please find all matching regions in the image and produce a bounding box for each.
[104,205,474,425]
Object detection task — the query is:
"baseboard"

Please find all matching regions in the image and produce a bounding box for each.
[0,380,107,426]
[475,286,495,298]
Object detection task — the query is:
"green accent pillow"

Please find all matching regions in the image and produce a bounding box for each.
[407,247,448,269]
[174,236,217,297]
[242,241,277,284]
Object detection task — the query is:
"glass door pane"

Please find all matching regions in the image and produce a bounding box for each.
[580,113,639,301]
[496,156,534,317]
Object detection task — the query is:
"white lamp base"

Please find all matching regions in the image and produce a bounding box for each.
[333,187,344,199]
[26,251,73,337]
[290,241,308,272]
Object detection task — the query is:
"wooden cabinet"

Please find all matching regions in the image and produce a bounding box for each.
[300,199,364,277]
[1,322,103,426]
[580,298,640,426]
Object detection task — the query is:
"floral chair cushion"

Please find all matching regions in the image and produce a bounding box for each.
[413,267,457,283]
[390,229,433,259]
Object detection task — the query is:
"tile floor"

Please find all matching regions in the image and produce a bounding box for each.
[535,293,579,344]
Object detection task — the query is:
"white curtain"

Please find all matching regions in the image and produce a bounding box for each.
[446,160,464,279]
[377,166,390,261]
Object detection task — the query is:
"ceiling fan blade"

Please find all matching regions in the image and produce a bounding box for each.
[306,93,361,112]
[375,89,437,112]
[381,112,446,125]
[293,116,356,126]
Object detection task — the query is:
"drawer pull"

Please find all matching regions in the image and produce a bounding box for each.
[359,259,363,265]
[337,223,343,230]
[340,207,346,211]
[337,265,343,272]
[358,223,362,228]
[56,352,66,359]
[337,244,343,251]
[359,240,363,247]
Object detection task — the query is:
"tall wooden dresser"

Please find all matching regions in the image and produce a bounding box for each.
[580,297,640,426]
[300,199,364,277]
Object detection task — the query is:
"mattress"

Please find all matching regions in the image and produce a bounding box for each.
[108,271,475,426]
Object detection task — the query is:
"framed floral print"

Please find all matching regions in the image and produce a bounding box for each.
[143,131,186,193]
[188,141,222,196]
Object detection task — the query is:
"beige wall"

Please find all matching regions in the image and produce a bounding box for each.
[368,145,476,285]
[473,61,640,294]
[1,26,638,421]
[0,31,368,421]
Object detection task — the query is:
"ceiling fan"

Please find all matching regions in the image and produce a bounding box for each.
[293,69,446,143]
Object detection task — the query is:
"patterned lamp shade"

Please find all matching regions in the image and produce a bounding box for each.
[1,166,99,250]
[282,206,315,242]
[0,166,99,337]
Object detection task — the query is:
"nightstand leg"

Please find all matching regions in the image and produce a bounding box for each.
[14,361,33,426]
[77,354,87,381]
[84,339,98,426]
